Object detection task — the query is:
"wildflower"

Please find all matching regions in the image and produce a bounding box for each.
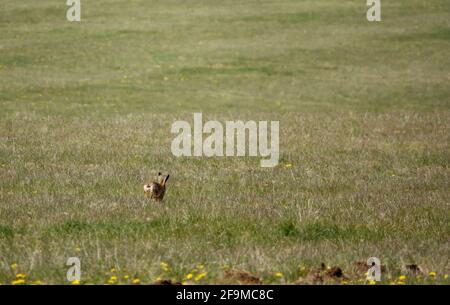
[11,263,18,269]
[16,273,26,279]
[123,275,129,280]
[274,272,283,278]
[429,272,436,277]
[132,278,140,284]
[444,274,448,279]
[194,272,207,281]
[186,273,193,280]
[110,276,117,282]
[110,268,116,273]
[12,279,25,285]
[71,280,80,285]
[160,262,170,271]
[368,280,377,285]
[398,275,406,281]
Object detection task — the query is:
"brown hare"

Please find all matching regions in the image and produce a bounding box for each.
[144,172,170,201]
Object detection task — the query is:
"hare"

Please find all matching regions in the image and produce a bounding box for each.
[144,172,170,201]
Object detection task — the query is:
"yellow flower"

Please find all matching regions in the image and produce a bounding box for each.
[123,275,129,279]
[12,279,25,285]
[74,247,81,252]
[11,263,18,269]
[444,274,448,279]
[398,275,406,281]
[132,278,140,284]
[197,264,205,269]
[194,272,207,281]
[368,280,377,285]
[16,273,26,279]
[429,272,436,277]
[160,262,170,271]
[274,272,283,278]
[110,268,116,273]
[186,273,193,280]
[285,163,293,168]
[110,276,117,282]
[71,279,80,285]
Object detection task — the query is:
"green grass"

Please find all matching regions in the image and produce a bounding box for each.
[0,0,449,285]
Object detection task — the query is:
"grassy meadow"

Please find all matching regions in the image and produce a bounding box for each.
[0,0,449,284]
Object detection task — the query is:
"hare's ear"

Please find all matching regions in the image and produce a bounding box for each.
[162,174,170,186]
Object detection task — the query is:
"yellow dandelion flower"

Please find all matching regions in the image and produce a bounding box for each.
[16,273,26,279]
[186,273,193,280]
[123,275,129,280]
[12,279,25,285]
[11,263,18,269]
[160,262,170,271]
[132,278,140,284]
[71,279,80,285]
[368,280,377,285]
[194,272,207,281]
[398,275,406,281]
[429,272,436,277]
[110,276,117,281]
[274,272,283,278]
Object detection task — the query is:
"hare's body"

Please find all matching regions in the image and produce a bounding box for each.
[144,173,169,202]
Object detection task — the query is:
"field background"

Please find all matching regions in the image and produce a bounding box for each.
[0,0,449,284]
